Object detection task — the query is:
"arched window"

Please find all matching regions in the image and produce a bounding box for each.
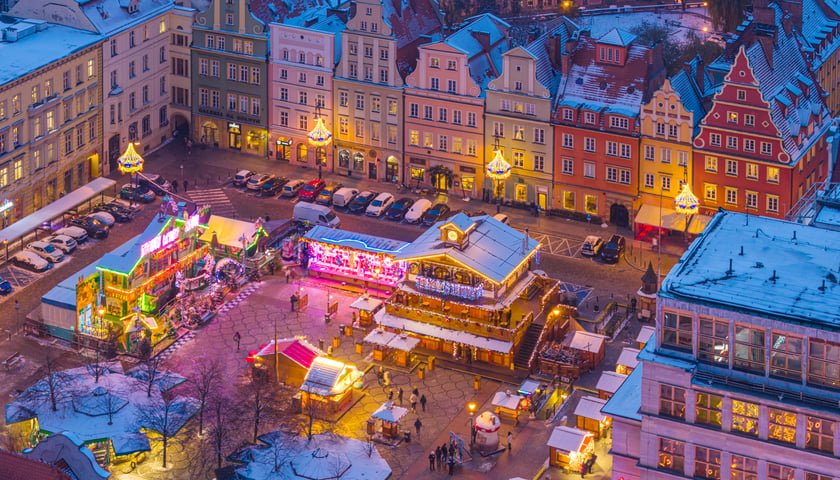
[296,143,308,163]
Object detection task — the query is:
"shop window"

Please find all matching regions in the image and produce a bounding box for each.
[515,183,527,202]
[296,144,307,163]
[584,195,597,215]
[695,392,722,427]
[657,438,684,473]
[693,446,720,480]
[662,311,692,351]
[734,324,765,373]
[562,191,575,210]
[410,167,425,182]
[768,408,796,444]
[806,416,834,453]
[731,400,759,436]
[338,150,350,168]
[698,317,729,364]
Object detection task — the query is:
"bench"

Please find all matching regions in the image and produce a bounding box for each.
[3,352,21,369]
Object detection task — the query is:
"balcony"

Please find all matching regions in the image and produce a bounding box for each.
[693,369,840,413]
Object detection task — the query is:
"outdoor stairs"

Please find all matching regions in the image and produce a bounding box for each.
[513,322,543,369]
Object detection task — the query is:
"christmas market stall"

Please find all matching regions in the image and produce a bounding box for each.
[616,347,640,375]
[574,395,611,438]
[367,401,409,442]
[247,337,325,386]
[595,371,628,401]
[350,295,383,327]
[197,215,267,269]
[299,357,361,414]
[301,226,409,291]
[363,328,420,367]
[547,425,595,472]
[492,390,525,424]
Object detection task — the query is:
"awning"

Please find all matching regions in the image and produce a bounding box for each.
[634,204,689,230]
[388,335,420,352]
[636,326,655,345]
[198,215,261,248]
[574,396,609,423]
[688,213,714,235]
[595,371,628,394]
[568,331,606,353]
[0,176,116,244]
[363,329,420,351]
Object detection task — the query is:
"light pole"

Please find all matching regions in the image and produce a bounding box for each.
[485,137,511,214]
[468,402,477,446]
[674,165,699,242]
[308,105,332,180]
[117,142,144,207]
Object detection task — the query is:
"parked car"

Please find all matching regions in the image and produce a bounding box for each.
[11,251,51,272]
[581,235,604,257]
[233,170,256,187]
[44,234,77,254]
[26,241,64,263]
[55,226,88,243]
[89,211,116,227]
[315,183,343,205]
[280,179,306,198]
[385,197,414,221]
[298,179,326,202]
[422,203,451,226]
[93,203,132,222]
[601,234,626,263]
[332,187,359,208]
[404,199,432,224]
[70,216,109,239]
[366,192,395,217]
[260,176,288,196]
[247,173,275,191]
[293,202,340,228]
[0,278,12,295]
[137,173,172,195]
[492,213,510,225]
[348,191,377,214]
[120,184,156,203]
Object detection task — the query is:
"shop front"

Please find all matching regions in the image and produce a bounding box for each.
[275,137,292,161]
[336,148,367,176]
[299,357,360,414]
[547,426,595,472]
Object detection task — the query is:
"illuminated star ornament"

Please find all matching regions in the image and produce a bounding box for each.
[674,182,699,215]
[307,117,333,147]
[117,142,144,174]
[485,149,512,181]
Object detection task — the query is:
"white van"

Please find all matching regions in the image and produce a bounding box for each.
[366,192,395,217]
[332,187,359,208]
[293,202,340,228]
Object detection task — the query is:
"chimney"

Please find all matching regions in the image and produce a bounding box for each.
[694,55,705,90]
[781,0,803,31]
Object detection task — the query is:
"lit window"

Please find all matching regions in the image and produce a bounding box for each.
[659,385,685,419]
[731,400,759,436]
[695,392,722,427]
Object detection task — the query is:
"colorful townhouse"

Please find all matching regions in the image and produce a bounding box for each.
[168,6,196,137]
[636,57,709,239]
[404,14,509,196]
[552,28,665,226]
[695,1,832,219]
[332,0,441,182]
[483,18,579,209]
[268,9,346,171]
[801,0,840,116]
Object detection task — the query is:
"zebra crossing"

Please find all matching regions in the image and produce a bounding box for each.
[157,331,196,362]
[218,283,261,314]
[185,188,237,216]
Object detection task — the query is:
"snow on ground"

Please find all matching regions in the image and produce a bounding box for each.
[578,8,713,43]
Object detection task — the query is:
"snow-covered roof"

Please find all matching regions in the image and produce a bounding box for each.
[567,331,606,353]
[371,402,408,423]
[375,309,513,353]
[442,14,510,90]
[300,357,358,397]
[233,431,391,480]
[636,325,655,346]
[10,0,173,36]
[800,0,840,72]
[364,329,397,347]
[574,395,608,422]
[616,347,640,369]
[595,371,627,394]
[492,391,524,411]
[597,28,636,47]
[661,210,840,329]
[198,215,262,250]
[350,296,383,312]
[254,338,324,368]
[126,366,186,392]
[601,362,642,421]
[546,425,591,452]
[668,62,708,133]
[394,213,539,285]
[303,226,409,254]
[524,17,578,96]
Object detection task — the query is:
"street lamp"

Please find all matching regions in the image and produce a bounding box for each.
[117,142,144,207]
[674,165,699,241]
[308,105,332,180]
[485,138,511,214]
[468,402,477,445]
[97,307,106,339]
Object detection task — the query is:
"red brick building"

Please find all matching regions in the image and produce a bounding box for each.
[551,28,665,226]
[693,2,833,219]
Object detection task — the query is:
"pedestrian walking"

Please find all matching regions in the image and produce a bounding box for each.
[448,455,455,476]
[420,394,427,412]
[398,387,404,406]
[290,294,298,312]
[233,332,241,352]
[507,431,512,453]
[183,179,188,191]
[388,389,394,401]
[409,393,418,412]
[436,446,442,468]
[429,451,436,471]
[414,418,422,435]
[536,204,542,216]
[265,214,271,222]
[466,348,472,364]
[172,180,178,192]
[285,269,291,283]
[448,443,455,459]
[412,386,419,396]
[580,463,585,478]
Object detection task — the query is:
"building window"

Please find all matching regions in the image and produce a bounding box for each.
[669,124,678,137]
[746,191,758,209]
[609,116,628,129]
[534,128,545,144]
[660,148,671,164]
[534,155,544,171]
[724,159,737,176]
[744,139,755,152]
[728,111,738,123]
[606,166,617,183]
[439,108,448,123]
[770,332,802,380]
[767,464,795,480]
[767,167,780,183]
[644,145,655,161]
[734,324,765,373]
[452,111,461,125]
[466,140,476,156]
[678,151,688,166]
[606,141,617,156]
[355,120,364,138]
[806,473,832,480]
[452,137,462,153]
[129,31,135,48]
[562,158,573,175]
[662,311,692,351]
[695,392,722,427]
[768,408,797,444]
[438,135,447,151]
[251,68,260,85]
[355,94,364,110]
[710,133,721,146]
[644,173,654,189]
[745,114,755,126]
[761,142,773,155]
[142,85,149,104]
[424,106,433,120]
[585,195,597,214]
[725,187,737,205]
[511,150,524,167]
[731,400,759,436]
[584,112,595,124]
[466,112,476,127]
[513,125,524,140]
[808,338,840,388]
[767,194,779,213]
[620,169,631,184]
[563,109,574,121]
[448,80,457,93]
[659,385,686,419]
[409,103,418,118]
[226,13,234,25]
[705,156,717,172]
[562,191,575,210]
[658,438,684,473]
[620,144,631,158]
[698,317,728,364]
[299,92,307,105]
[423,133,432,148]
[694,447,720,480]
[661,176,671,192]
[731,456,757,480]
[806,417,834,453]
[217,36,225,50]
[298,115,307,130]
[493,122,504,138]
[727,136,738,149]
[388,100,398,115]
[430,78,439,90]
[339,91,348,107]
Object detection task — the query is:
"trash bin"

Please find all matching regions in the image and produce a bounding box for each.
[427,356,435,371]
[418,365,425,380]
[319,339,325,350]
[345,325,353,336]
[333,336,340,348]
[366,418,376,435]
[355,342,364,354]
[404,431,411,443]
[474,375,481,390]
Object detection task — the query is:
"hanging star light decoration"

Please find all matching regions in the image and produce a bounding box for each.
[674,182,699,215]
[308,117,333,147]
[117,142,144,174]
[485,149,512,181]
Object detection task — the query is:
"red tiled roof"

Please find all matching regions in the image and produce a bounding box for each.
[282,340,321,369]
[0,450,72,480]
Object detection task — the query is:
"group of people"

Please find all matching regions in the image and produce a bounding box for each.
[429,441,459,475]
[387,385,427,413]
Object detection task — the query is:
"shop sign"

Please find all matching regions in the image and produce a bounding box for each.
[140,214,199,257]
[0,198,13,216]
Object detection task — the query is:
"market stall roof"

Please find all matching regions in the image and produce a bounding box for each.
[371,402,408,423]
[518,379,542,396]
[687,213,714,235]
[601,364,643,421]
[574,396,609,423]
[636,326,655,346]
[303,225,410,254]
[492,391,524,411]
[595,371,628,394]
[111,432,151,456]
[547,426,592,452]
[568,331,606,353]
[0,177,116,245]
[255,338,325,369]
[388,334,420,352]
[350,296,383,312]
[634,204,688,230]
[393,213,540,285]
[364,329,398,347]
[198,215,262,248]
[375,310,513,353]
[617,347,640,369]
[300,357,358,397]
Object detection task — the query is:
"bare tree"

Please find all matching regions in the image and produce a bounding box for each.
[189,356,222,435]
[86,348,110,384]
[240,368,274,443]
[136,353,161,398]
[138,395,196,469]
[297,391,334,442]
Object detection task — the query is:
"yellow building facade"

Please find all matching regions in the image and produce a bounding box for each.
[0,20,104,224]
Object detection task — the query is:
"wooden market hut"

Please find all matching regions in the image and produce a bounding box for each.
[367,401,409,440]
[363,328,420,367]
[492,390,525,424]
[615,347,640,375]
[574,396,611,438]
[547,426,595,471]
[567,331,606,369]
[350,296,383,327]
[636,326,655,349]
[299,357,360,414]
[595,371,628,400]
[250,338,324,386]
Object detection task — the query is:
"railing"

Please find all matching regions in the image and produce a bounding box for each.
[693,370,840,412]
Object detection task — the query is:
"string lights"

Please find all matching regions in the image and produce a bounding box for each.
[307,242,406,286]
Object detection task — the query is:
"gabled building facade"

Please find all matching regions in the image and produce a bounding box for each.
[168,6,195,136]
[12,0,176,174]
[801,0,840,116]
[404,14,509,196]
[192,0,269,154]
[552,28,665,226]
[696,2,832,219]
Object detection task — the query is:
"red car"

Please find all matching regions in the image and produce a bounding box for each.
[298,179,326,202]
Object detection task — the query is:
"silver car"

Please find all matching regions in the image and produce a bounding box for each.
[26,241,64,263]
[45,234,77,254]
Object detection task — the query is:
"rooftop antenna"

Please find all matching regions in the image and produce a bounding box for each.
[770,270,778,283]
[793,231,797,241]
[726,258,734,275]
[820,279,827,292]
[739,246,744,256]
